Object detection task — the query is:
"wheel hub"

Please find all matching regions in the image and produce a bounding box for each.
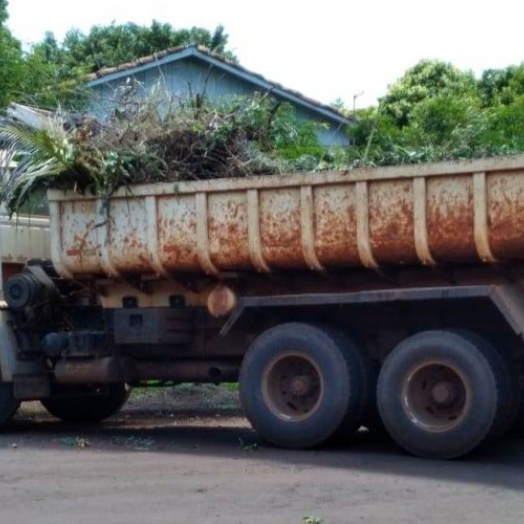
[402,361,468,432]
[262,351,323,421]
[431,380,457,406]
[290,375,314,396]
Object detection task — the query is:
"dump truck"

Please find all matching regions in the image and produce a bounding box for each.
[2,154,524,459]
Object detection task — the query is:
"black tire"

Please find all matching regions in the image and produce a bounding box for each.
[41,383,129,423]
[509,385,524,435]
[361,360,388,436]
[0,382,19,427]
[240,323,367,449]
[330,340,376,444]
[377,330,509,459]
[451,330,519,441]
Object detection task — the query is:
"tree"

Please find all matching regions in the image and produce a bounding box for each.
[480,95,524,153]
[0,0,7,24]
[0,0,24,108]
[16,45,89,109]
[380,60,477,127]
[16,21,236,110]
[18,31,90,109]
[55,22,235,73]
[478,65,524,107]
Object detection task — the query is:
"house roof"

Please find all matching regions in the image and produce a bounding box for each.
[87,45,353,126]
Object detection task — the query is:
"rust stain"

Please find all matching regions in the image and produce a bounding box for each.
[259,189,305,269]
[208,193,250,269]
[106,198,151,272]
[314,185,360,266]
[427,175,476,263]
[158,195,199,271]
[54,160,524,277]
[369,180,418,265]
[488,171,524,260]
[60,201,100,272]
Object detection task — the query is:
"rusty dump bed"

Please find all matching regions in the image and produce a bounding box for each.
[47,155,524,279]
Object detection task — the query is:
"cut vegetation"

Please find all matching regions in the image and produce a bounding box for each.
[0,88,331,215]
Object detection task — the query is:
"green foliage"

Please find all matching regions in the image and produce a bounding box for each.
[52,22,235,73]
[481,95,524,153]
[346,108,407,166]
[478,65,524,107]
[4,19,235,110]
[0,33,22,107]
[0,0,8,25]
[0,118,84,213]
[214,94,325,161]
[380,60,477,127]
[0,0,24,109]
[302,517,323,524]
[350,59,524,167]
[0,3,88,110]
[349,92,524,167]
[220,382,239,392]
[14,49,90,110]
[0,0,235,110]
[409,94,479,143]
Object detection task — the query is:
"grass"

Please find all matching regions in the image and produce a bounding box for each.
[129,383,241,413]
[220,382,239,392]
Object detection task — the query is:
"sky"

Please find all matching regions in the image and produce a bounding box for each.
[6,0,524,109]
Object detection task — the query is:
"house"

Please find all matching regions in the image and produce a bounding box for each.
[87,45,353,147]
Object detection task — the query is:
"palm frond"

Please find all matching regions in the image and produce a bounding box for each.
[0,117,79,215]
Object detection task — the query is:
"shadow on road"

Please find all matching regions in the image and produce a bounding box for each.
[4,403,524,493]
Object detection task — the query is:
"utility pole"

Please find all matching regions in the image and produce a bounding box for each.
[353,91,364,117]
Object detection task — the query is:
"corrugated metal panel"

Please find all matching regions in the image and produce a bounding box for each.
[0,214,51,264]
[0,212,51,296]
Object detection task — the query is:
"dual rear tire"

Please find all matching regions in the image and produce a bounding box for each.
[377,330,516,459]
[240,324,517,459]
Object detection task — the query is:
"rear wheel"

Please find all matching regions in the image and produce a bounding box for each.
[240,323,367,449]
[377,330,509,459]
[41,383,129,423]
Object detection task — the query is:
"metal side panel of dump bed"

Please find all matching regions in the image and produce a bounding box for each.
[47,154,524,279]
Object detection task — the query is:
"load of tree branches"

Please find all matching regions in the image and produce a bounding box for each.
[0,86,326,215]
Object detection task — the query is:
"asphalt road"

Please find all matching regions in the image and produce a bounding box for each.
[1,398,523,524]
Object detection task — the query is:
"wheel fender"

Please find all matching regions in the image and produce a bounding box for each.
[0,303,18,381]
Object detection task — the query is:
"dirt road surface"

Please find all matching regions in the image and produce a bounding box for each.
[1,386,523,524]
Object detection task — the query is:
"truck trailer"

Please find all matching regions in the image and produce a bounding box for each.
[2,154,524,459]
